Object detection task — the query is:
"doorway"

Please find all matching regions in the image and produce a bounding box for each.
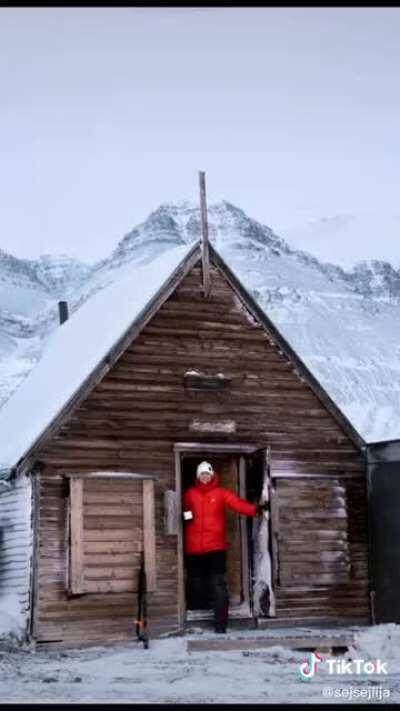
[175,444,271,627]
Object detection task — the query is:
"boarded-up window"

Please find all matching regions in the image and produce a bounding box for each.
[272,477,351,587]
[67,475,156,595]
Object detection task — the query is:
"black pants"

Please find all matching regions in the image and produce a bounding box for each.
[185,551,229,630]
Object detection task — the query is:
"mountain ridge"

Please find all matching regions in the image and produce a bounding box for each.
[0,200,399,442]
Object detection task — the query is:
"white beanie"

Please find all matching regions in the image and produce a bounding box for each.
[196,461,214,478]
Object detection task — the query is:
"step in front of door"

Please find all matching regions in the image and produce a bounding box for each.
[187,632,355,653]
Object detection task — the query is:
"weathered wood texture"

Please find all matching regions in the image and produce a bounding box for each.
[199,170,211,299]
[0,473,33,638]
[188,633,355,652]
[218,459,242,604]
[271,477,369,620]
[143,479,156,591]
[69,478,145,595]
[33,263,369,642]
[69,478,84,594]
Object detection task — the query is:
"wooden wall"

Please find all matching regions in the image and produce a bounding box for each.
[218,458,242,604]
[33,262,370,643]
[0,473,33,639]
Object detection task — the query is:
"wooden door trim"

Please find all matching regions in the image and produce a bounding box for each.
[176,445,259,628]
[239,456,251,612]
[174,442,260,454]
[175,449,185,631]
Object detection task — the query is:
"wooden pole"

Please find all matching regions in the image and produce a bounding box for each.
[198,171,211,298]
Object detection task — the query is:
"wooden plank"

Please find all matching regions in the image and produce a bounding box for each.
[279,519,348,532]
[84,479,146,491]
[84,493,144,505]
[31,470,42,639]
[143,479,156,591]
[280,510,348,520]
[64,471,158,480]
[174,442,258,453]
[280,540,354,560]
[199,170,211,299]
[83,529,141,542]
[188,634,355,653]
[83,541,142,554]
[38,607,139,622]
[273,607,370,618]
[280,560,350,573]
[84,516,141,530]
[271,472,363,479]
[69,478,84,594]
[84,566,139,580]
[277,495,346,506]
[84,552,141,566]
[280,573,350,586]
[164,489,178,535]
[80,580,138,594]
[189,419,236,433]
[84,505,142,517]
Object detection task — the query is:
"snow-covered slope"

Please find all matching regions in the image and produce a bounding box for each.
[0,250,93,405]
[280,212,400,270]
[0,245,195,471]
[0,201,399,443]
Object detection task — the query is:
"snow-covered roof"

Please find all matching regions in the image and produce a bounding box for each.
[0,243,197,476]
[0,239,369,480]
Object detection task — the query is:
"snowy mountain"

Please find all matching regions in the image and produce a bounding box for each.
[0,201,400,443]
[0,250,93,406]
[279,212,400,270]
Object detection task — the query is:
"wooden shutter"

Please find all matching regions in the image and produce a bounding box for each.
[68,474,157,595]
[273,477,351,587]
[69,478,84,594]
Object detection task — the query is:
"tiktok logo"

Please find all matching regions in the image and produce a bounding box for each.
[298,651,324,682]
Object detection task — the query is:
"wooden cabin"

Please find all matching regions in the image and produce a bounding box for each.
[0,242,372,646]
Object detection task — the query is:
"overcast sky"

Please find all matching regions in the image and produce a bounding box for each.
[1,7,400,268]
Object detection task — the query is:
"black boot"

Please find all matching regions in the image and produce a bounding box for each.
[211,573,229,633]
[214,622,227,634]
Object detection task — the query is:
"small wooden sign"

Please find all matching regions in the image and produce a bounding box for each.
[189,419,236,433]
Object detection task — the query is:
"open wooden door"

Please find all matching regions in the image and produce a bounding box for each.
[249,447,277,618]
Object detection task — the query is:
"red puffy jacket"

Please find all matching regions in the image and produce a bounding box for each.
[183,472,257,555]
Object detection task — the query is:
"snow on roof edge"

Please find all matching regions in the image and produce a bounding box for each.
[209,244,366,449]
[1,238,393,475]
[0,243,198,472]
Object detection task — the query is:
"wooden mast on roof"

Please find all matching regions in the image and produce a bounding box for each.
[199,171,211,299]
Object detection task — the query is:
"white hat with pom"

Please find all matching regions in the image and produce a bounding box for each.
[196,461,214,477]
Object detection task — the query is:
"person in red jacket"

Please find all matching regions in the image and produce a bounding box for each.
[182,460,268,633]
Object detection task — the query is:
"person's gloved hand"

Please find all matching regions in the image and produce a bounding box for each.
[256,501,270,515]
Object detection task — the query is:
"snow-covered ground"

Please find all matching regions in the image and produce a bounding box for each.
[1,624,399,704]
[0,594,26,643]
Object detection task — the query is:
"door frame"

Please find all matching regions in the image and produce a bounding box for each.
[174,442,260,630]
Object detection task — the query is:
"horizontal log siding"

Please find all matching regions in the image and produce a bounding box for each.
[0,474,33,639]
[273,477,369,620]
[33,263,369,642]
